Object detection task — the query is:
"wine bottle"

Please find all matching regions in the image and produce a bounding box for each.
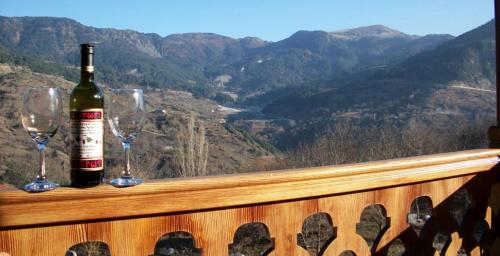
[70,43,104,187]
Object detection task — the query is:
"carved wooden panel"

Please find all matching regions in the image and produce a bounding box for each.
[0,150,498,256]
[0,172,496,255]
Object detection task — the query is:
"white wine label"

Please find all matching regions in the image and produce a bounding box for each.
[70,108,104,171]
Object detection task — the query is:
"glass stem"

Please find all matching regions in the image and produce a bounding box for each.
[123,143,131,177]
[38,145,46,180]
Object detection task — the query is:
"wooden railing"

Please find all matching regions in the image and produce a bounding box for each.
[0,149,499,255]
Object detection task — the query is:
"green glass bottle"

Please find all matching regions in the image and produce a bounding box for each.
[70,43,104,187]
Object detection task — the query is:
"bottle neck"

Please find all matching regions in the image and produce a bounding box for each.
[80,71,94,83]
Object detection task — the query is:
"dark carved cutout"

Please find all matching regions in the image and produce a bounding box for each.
[449,188,473,227]
[472,219,495,254]
[407,196,433,236]
[339,250,356,256]
[229,222,274,256]
[473,220,490,244]
[356,204,389,253]
[456,248,467,256]
[432,233,451,255]
[66,241,111,256]
[297,212,337,256]
[385,239,406,256]
[153,231,201,256]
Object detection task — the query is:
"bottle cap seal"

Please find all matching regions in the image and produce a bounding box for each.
[80,43,94,72]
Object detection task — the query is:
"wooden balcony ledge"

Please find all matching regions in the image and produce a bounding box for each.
[0,149,499,255]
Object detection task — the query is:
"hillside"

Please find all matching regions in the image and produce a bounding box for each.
[0,64,274,187]
[260,19,496,148]
[389,19,496,84]
[0,16,452,102]
[223,26,452,101]
[264,19,495,117]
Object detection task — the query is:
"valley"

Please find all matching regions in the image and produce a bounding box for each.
[0,16,496,186]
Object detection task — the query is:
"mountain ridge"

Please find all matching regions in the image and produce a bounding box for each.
[0,16,448,42]
[261,19,496,132]
[388,19,496,84]
[329,24,418,40]
[0,15,454,101]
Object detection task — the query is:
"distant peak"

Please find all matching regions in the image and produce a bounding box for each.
[293,30,329,36]
[239,37,269,48]
[286,30,330,41]
[330,25,415,40]
[239,36,266,43]
[167,32,229,38]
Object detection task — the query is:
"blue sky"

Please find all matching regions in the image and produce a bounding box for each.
[0,0,494,41]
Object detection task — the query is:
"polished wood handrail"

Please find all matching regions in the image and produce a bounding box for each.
[0,149,498,228]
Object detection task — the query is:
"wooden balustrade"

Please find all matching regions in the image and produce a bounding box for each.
[0,149,499,255]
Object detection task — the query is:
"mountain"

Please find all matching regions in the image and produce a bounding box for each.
[0,16,254,95]
[227,26,452,100]
[387,19,496,84]
[0,16,452,102]
[261,19,496,148]
[276,25,448,67]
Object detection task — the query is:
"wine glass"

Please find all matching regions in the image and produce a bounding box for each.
[107,88,145,187]
[21,87,63,192]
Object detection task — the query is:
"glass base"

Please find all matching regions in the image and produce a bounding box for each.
[110,176,143,188]
[23,179,59,192]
